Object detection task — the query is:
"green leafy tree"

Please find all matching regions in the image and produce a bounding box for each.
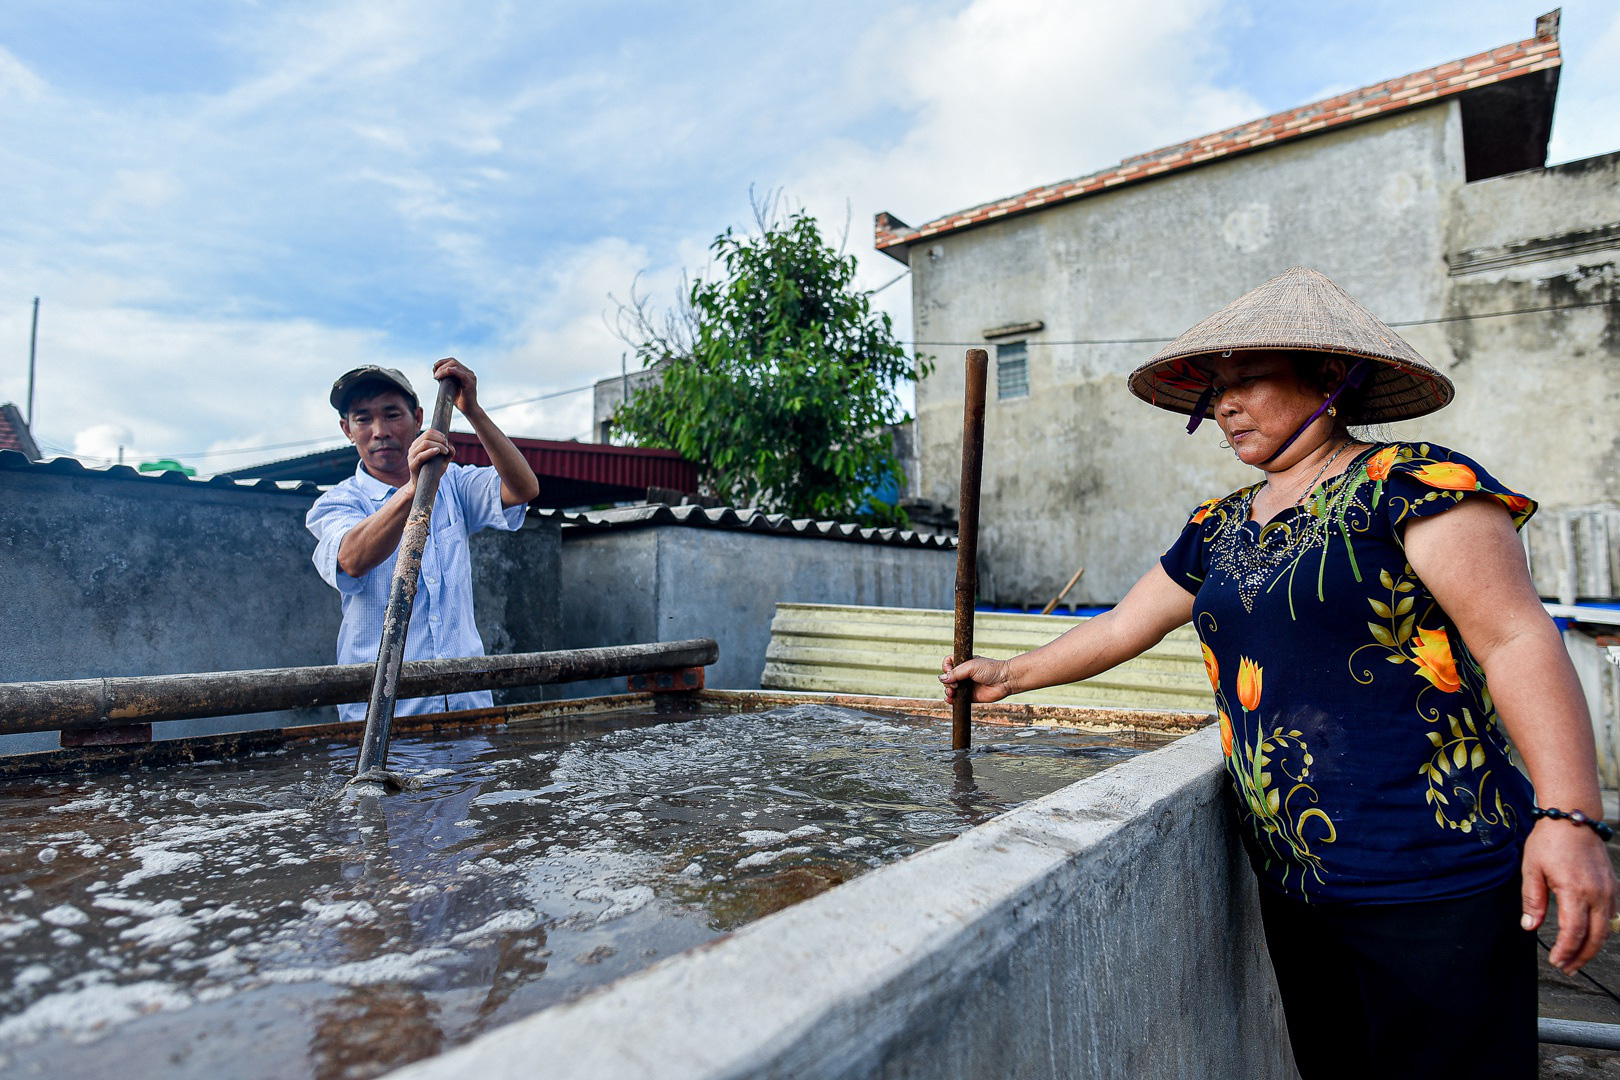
[612,199,928,525]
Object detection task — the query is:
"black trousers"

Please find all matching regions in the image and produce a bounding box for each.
[1257,874,1537,1080]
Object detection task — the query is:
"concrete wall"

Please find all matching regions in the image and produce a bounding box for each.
[558,526,955,697]
[1431,152,1620,511]
[906,100,1618,605]
[590,365,663,444]
[0,464,560,753]
[389,726,1296,1080]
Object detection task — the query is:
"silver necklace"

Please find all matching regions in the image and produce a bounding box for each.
[1268,440,1351,510]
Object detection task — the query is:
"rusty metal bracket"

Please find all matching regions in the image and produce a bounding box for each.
[61,723,152,748]
[628,667,705,693]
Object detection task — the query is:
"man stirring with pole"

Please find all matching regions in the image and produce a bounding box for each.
[306,358,541,723]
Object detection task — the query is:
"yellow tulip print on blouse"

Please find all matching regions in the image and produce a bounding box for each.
[1161,443,1537,903]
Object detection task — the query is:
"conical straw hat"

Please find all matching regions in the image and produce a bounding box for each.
[1127,267,1452,423]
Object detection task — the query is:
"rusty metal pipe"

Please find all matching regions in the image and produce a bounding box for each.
[0,639,720,737]
[952,348,989,751]
[355,375,459,777]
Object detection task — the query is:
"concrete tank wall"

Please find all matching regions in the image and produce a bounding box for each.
[558,526,956,697]
[388,726,1296,1080]
[0,463,561,753]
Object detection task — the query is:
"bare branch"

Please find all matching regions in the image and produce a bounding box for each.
[607,271,699,365]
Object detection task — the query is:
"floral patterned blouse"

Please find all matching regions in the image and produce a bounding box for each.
[1161,443,1538,904]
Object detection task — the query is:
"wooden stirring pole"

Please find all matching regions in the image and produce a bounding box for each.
[952,349,989,752]
[353,373,458,784]
[1040,565,1086,616]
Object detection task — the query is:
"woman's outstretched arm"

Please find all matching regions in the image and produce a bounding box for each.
[940,563,1195,704]
[1405,497,1616,975]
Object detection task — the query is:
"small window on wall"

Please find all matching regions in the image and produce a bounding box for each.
[996,341,1029,400]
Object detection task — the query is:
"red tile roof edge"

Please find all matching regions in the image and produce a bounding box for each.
[0,402,40,460]
[875,29,1561,255]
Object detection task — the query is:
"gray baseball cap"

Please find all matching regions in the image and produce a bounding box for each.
[330,365,419,413]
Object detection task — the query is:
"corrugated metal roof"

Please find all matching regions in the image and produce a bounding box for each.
[448,434,698,495]
[0,448,324,495]
[549,503,956,549]
[1,450,952,549]
[219,433,699,508]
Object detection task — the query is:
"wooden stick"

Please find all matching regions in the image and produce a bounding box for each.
[355,375,459,779]
[952,349,989,751]
[1040,566,1086,616]
[0,640,721,737]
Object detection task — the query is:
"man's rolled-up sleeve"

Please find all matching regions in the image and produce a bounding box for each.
[306,492,370,595]
[454,464,528,534]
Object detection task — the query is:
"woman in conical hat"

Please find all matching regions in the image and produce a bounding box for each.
[943,267,1614,1078]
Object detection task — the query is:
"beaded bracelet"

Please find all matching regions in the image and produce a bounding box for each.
[1532,805,1615,842]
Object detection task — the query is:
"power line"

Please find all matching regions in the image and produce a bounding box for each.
[33,380,604,466]
[1386,297,1617,328]
[37,435,348,465]
[903,297,1619,348]
[29,296,1611,464]
[1536,933,1620,1008]
[867,269,911,296]
[481,381,597,411]
[170,437,349,460]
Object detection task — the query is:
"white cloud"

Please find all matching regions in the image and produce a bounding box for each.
[1,0,1613,469]
[0,45,46,101]
[781,0,1262,347]
[71,424,135,464]
[1548,4,1620,164]
[90,170,184,222]
[475,237,686,442]
[0,247,405,467]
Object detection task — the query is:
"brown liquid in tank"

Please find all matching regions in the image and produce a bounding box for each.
[0,705,1153,1080]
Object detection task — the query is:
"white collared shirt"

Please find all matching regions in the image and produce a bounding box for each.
[306,460,527,723]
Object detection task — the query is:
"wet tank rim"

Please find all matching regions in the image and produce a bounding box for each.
[0,689,1213,781]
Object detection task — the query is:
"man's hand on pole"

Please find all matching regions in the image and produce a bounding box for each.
[406,429,455,492]
[431,356,540,508]
[433,356,479,415]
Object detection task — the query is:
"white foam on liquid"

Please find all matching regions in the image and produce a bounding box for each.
[40,904,89,928]
[262,947,454,989]
[449,910,540,945]
[119,915,198,949]
[735,846,813,870]
[0,980,193,1046]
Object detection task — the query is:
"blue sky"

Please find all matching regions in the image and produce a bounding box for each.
[1,1,1615,470]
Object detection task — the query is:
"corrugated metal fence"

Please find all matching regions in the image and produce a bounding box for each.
[762,603,1213,714]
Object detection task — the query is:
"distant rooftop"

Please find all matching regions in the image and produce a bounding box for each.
[554,502,955,549]
[220,433,699,509]
[875,11,1563,262]
[0,450,946,549]
[0,403,41,461]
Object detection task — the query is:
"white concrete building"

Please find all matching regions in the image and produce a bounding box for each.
[875,12,1618,608]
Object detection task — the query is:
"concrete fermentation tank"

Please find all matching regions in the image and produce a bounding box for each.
[385,703,1289,1080]
[0,687,1287,1080]
[0,451,1290,1077]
